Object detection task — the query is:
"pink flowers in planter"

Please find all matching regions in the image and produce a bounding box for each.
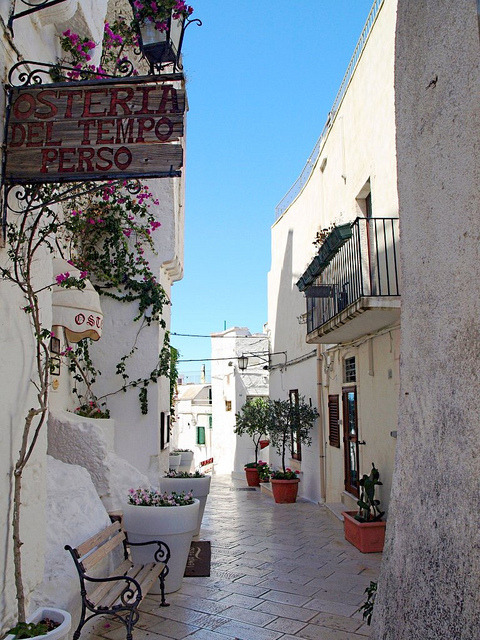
[128,487,194,506]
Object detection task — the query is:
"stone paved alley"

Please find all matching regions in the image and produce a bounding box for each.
[85,475,381,640]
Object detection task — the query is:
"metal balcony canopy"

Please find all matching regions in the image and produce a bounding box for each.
[297,223,353,292]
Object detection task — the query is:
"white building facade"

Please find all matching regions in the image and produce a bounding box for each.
[173,383,213,469]
[210,327,269,475]
[268,0,399,509]
[0,0,186,629]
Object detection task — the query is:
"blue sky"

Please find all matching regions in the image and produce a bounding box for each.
[171,0,375,381]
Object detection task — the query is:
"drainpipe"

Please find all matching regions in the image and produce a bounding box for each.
[317,345,327,501]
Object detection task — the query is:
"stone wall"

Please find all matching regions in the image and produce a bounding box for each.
[372,2,480,638]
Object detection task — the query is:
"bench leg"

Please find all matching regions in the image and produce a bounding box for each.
[123,608,140,640]
[73,600,87,640]
[158,572,169,607]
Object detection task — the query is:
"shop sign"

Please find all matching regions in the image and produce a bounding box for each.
[5,75,185,183]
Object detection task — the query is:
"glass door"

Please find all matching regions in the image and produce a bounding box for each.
[342,387,359,497]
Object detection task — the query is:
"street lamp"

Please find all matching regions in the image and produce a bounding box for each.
[237,351,287,371]
[237,355,249,371]
[128,2,201,73]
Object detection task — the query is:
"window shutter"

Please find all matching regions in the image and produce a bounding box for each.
[197,426,206,445]
[328,395,340,448]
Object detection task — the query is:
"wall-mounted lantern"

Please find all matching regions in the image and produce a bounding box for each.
[128,1,201,74]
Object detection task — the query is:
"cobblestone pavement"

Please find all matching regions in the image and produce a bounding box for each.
[84,474,381,640]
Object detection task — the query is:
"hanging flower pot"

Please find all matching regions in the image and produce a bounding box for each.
[123,489,200,593]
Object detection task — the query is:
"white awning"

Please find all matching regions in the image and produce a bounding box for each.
[52,258,103,343]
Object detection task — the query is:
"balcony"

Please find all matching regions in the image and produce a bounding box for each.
[298,218,400,344]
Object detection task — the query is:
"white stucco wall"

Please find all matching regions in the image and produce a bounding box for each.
[0,1,110,628]
[0,0,185,626]
[268,0,399,506]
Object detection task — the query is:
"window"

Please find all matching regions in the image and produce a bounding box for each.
[328,394,340,448]
[208,415,212,429]
[289,389,301,460]
[225,400,232,411]
[208,388,212,404]
[344,357,356,383]
[196,426,206,445]
[160,412,170,449]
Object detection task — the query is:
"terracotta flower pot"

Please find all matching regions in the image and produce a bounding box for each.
[244,467,260,487]
[270,478,300,503]
[342,510,386,553]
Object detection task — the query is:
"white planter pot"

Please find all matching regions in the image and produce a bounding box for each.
[123,500,199,593]
[168,454,181,470]
[160,476,211,536]
[178,451,194,472]
[6,607,71,640]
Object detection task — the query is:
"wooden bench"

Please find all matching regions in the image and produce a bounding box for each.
[65,520,170,640]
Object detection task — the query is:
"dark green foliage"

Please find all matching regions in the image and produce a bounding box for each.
[8,618,59,638]
[357,580,377,625]
[268,398,319,472]
[234,398,271,464]
[355,463,385,522]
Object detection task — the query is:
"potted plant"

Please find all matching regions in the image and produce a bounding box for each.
[243,462,261,487]
[270,468,301,503]
[257,461,271,483]
[234,397,271,486]
[267,397,318,503]
[174,449,194,472]
[123,488,199,593]
[160,470,211,536]
[168,451,181,471]
[5,608,71,640]
[342,463,386,553]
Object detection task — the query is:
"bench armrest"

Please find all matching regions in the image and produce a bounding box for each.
[84,573,143,607]
[126,538,171,564]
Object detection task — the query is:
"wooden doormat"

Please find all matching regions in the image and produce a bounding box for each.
[184,541,211,577]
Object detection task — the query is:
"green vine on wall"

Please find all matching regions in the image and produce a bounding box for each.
[49,21,180,415]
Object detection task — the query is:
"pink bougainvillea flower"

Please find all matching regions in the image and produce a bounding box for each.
[56,272,70,283]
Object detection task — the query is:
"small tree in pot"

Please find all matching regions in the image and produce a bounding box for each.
[267,398,318,502]
[234,398,271,486]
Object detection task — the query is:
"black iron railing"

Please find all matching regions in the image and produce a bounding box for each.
[306,217,400,334]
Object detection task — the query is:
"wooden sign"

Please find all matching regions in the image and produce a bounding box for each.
[5,75,185,183]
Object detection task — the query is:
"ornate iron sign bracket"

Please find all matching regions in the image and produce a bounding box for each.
[8,0,70,31]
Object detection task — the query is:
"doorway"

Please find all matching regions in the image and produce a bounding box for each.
[342,387,359,497]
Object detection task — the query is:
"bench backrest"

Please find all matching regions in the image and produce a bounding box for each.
[72,521,127,573]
